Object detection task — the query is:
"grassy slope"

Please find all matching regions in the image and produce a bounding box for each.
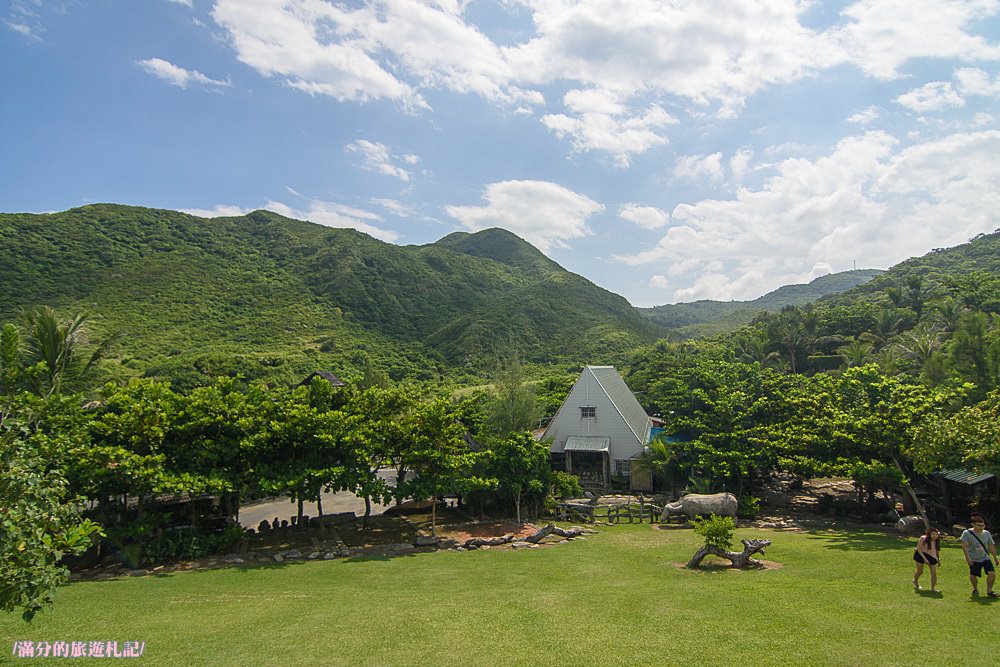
[2,525,995,666]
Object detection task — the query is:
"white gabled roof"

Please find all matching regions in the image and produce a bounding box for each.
[542,365,651,448]
[587,365,651,445]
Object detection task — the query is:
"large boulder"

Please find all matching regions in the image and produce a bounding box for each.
[661,492,738,521]
[895,515,925,533]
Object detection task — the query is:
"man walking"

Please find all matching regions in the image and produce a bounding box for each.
[961,513,999,598]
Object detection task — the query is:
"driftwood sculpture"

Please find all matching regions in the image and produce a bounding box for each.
[463,523,588,549]
[686,538,772,569]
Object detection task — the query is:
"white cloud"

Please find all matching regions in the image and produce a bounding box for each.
[264,199,399,242]
[208,0,1000,164]
[672,153,725,184]
[649,274,670,290]
[181,204,249,218]
[5,0,46,40]
[373,198,413,217]
[506,0,833,112]
[166,0,193,6]
[616,129,1000,301]
[137,58,230,89]
[212,0,425,108]
[728,148,754,183]
[955,67,1000,97]
[847,105,882,124]
[896,81,965,112]
[346,139,417,181]
[619,203,669,230]
[541,89,676,166]
[446,180,603,252]
[833,0,1000,79]
[972,112,996,126]
[182,199,399,242]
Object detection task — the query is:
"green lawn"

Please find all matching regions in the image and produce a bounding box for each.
[2,524,997,666]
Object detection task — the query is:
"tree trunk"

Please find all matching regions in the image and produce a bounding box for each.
[431,493,437,539]
[297,495,304,528]
[892,454,930,532]
[316,492,325,537]
[462,523,588,549]
[363,495,372,529]
[686,539,771,569]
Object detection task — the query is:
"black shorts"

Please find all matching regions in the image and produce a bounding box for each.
[913,551,938,566]
[969,559,995,577]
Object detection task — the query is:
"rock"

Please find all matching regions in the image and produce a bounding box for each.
[272,554,285,563]
[284,550,303,559]
[511,541,530,549]
[307,552,321,560]
[953,524,968,537]
[323,552,337,560]
[414,535,439,547]
[128,569,146,576]
[895,515,924,533]
[224,557,245,565]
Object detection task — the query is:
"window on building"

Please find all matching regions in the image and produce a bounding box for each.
[615,459,631,476]
[580,406,596,419]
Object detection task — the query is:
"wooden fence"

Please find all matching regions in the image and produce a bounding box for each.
[556,502,666,524]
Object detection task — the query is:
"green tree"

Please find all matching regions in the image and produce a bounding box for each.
[1,399,102,621]
[339,385,414,527]
[484,355,541,439]
[487,431,551,523]
[950,311,1000,393]
[401,397,469,539]
[910,389,1000,477]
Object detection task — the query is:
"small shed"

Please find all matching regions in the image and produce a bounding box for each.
[930,468,999,525]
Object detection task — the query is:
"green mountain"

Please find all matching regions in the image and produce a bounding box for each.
[0,204,664,389]
[639,269,884,338]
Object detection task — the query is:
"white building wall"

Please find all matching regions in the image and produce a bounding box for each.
[546,367,645,465]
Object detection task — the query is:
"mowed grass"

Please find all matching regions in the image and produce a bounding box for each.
[2,525,998,666]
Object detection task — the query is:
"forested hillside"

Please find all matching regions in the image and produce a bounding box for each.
[620,228,1000,510]
[0,204,663,388]
[639,269,883,338]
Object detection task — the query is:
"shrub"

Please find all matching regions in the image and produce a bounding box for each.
[737,496,761,519]
[549,471,582,500]
[691,514,735,551]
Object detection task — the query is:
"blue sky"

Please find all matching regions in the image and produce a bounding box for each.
[2,1,999,307]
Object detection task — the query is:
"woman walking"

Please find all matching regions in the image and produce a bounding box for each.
[913,527,941,591]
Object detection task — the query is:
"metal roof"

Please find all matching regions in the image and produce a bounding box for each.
[564,436,610,452]
[587,366,651,444]
[933,469,996,485]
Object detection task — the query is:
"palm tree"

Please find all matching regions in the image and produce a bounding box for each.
[933,297,965,332]
[20,306,119,398]
[838,338,874,368]
[894,325,942,368]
